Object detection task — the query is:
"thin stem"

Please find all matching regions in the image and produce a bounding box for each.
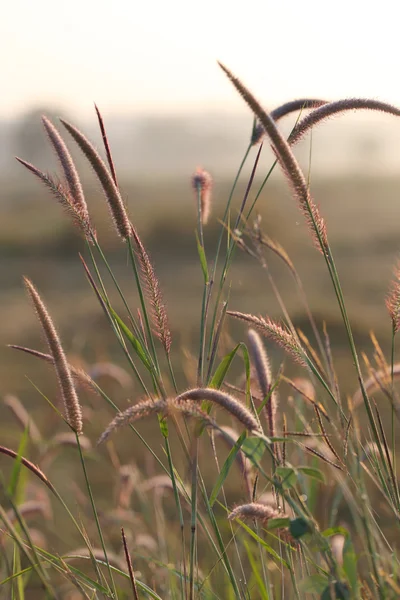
[75,432,118,599]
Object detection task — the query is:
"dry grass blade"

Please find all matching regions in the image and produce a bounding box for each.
[352,362,400,408]
[288,98,400,146]
[300,442,343,470]
[24,278,83,435]
[42,116,87,216]
[176,388,262,433]
[0,445,55,492]
[94,103,119,188]
[60,118,131,239]
[283,376,329,421]
[251,226,296,277]
[314,405,342,464]
[121,527,139,600]
[218,62,328,254]
[228,311,306,367]
[131,227,171,354]
[3,395,42,444]
[15,158,94,240]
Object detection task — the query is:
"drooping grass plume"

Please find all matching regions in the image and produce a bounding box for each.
[252,98,328,144]
[131,227,172,354]
[386,261,400,334]
[42,116,87,215]
[247,328,278,440]
[24,278,83,435]
[176,388,262,433]
[98,399,168,445]
[191,167,212,225]
[59,118,132,239]
[228,502,284,523]
[15,158,94,240]
[0,445,54,492]
[98,394,249,446]
[288,98,400,146]
[8,345,100,396]
[218,62,328,254]
[228,311,306,366]
[3,394,42,444]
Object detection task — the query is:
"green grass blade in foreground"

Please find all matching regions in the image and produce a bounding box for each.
[75,432,118,598]
[209,431,246,506]
[243,539,270,600]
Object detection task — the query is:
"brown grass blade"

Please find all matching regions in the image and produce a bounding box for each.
[94,103,119,188]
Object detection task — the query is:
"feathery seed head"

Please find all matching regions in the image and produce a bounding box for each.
[229,311,306,367]
[60,118,132,239]
[16,158,94,241]
[97,399,168,445]
[131,227,172,354]
[218,63,328,254]
[24,278,83,435]
[386,261,400,333]
[228,502,283,522]
[176,387,262,433]
[42,116,87,216]
[191,167,212,225]
[247,328,278,443]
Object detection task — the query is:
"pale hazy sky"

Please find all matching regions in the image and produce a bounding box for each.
[2,0,400,118]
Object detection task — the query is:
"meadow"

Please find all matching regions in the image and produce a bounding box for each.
[1,66,400,599]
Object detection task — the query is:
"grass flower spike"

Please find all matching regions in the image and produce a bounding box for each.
[24,278,83,435]
[192,167,212,225]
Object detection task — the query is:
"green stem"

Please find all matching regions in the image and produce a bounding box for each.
[75,433,118,599]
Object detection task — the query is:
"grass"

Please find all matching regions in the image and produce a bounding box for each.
[1,63,400,599]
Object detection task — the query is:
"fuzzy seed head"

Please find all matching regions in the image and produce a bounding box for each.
[229,311,306,367]
[192,167,212,225]
[176,387,262,433]
[228,502,283,523]
[42,116,87,217]
[60,118,132,239]
[386,261,400,333]
[24,278,83,435]
[247,329,278,442]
